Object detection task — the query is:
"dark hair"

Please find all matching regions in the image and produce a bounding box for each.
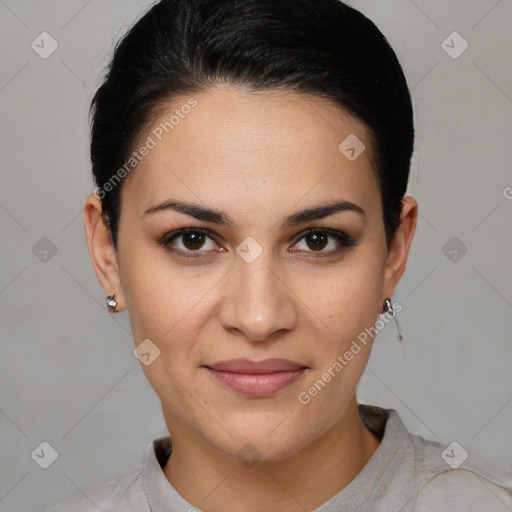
[90,0,414,252]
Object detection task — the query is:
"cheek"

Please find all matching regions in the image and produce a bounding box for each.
[120,245,211,341]
[289,254,383,406]
[293,256,384,342]
[120,252,214,400]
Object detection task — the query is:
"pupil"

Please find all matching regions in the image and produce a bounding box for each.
[308,233,327,251]
[184,232,204,250]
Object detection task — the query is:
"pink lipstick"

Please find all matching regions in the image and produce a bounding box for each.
[203,358,307,397]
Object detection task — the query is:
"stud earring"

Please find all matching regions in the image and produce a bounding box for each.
[383,298,394,317]
[106,293,117,313]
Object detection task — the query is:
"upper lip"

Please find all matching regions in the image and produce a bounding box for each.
[204,358,307,374]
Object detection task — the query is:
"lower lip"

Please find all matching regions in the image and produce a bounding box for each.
[205,368,306,397]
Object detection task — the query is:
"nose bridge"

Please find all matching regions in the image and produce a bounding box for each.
[238,248,278,301]
[220,241,296,340]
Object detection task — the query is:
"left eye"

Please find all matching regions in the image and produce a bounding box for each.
[291,229,355,255]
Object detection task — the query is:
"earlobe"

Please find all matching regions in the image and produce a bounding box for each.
[83,193,125,310]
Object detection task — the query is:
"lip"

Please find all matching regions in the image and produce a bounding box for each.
[206,358,306,373]
[203,358,308,397]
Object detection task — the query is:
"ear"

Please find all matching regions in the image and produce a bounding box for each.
[83,192,126,311]
[381,196,418,304]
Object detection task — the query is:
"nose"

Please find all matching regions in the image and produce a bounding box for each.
[218,252,298,342]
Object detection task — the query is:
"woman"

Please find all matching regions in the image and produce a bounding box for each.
[47,0,512,510]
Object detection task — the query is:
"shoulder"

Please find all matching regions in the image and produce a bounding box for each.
[411,434,512,510]
[44,470,146,512]
[362,405,512,510]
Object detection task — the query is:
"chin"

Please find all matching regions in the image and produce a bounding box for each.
[206,414,321,464]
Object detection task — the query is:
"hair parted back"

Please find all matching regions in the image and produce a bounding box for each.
[90,0,414,252]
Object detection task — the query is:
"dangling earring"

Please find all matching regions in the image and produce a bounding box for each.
[381,297,403,342]
[106,293,118,313]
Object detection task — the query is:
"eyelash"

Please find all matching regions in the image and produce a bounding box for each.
[158,227,357,260]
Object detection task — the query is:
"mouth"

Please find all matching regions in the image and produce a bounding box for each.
[202,358,309,397]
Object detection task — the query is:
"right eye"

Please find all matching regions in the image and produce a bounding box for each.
[159,227,223,259]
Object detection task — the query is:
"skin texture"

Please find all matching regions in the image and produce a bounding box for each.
[84,84,417,511]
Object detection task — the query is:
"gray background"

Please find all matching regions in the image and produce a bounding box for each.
[0,0,511,510]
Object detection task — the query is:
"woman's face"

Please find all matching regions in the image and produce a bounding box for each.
[86,85,416,461]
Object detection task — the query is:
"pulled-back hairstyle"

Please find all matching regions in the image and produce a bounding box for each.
[90,0,414,252]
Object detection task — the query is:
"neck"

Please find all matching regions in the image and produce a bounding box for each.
[162,396,381,512]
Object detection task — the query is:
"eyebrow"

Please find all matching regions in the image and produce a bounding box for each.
[143,199,366,228]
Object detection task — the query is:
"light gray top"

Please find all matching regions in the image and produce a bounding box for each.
[45,404,512,511]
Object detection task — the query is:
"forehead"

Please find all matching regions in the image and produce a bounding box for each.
[122,85,380,219]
